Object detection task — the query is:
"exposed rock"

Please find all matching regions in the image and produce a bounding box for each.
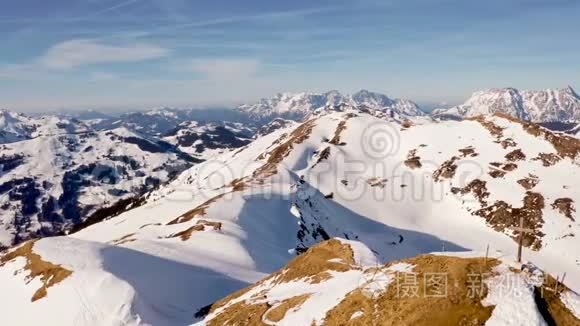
[495,113,580,160]
[433,156,459,181]
[551,198,576,221]
[404,149,422,169]
[168,219,223,241]
[451,179,489,206]
[517,175,540,190]
[505,149,526,162]
[499,138,517,149]
[475,192,545,250]
[489,169,506,178]
[0,240,72,302]
[329,114,356,145]
[316,147,331,164]
[533,153,562,167]
[168,194,226,225]
[458,146,478,157]
[469,116,504,139]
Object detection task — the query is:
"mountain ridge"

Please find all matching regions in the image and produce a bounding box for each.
[237,89,425,123]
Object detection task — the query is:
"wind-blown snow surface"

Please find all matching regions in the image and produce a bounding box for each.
[0,110,579,325]
[433,86,580,123]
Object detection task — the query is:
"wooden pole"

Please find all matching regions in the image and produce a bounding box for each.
[554,273,567,294]
[484,244,489,266]
[509,216,533,264]
[561,273,567,289]
[517,216,524,263]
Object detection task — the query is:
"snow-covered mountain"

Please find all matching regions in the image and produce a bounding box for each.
[50,109,113,121]
[162,121,254,159]
[90,108,196,136]
[0,109,37,143]
[0,109,90,144]
[90,107,253,136]
[255,118,297,137]
[434,86,580,123]
[1,108,578,325]
[0,127,197,249]
[238,90,425,123]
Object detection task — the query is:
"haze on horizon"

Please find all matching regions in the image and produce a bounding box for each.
[1,0,579,112]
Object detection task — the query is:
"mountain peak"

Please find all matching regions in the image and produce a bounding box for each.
[353,89,389,98]
[475,87,519,96]
[353,88,373,95]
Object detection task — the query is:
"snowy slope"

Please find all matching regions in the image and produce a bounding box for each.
[0,109,579,325]
[238,90,425,123]
[0,127,196,248]
[434,86,580,123]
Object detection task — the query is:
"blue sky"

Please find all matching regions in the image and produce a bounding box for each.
[1,0,579,112]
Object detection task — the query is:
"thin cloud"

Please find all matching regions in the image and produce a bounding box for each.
[93,0,143,16]
[0,0,143,24]
[163,6,335,29]
[0,39,170,79]
[38,39,170,69]
[102,5,342,40]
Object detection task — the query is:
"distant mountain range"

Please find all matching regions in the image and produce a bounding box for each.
[237,89,425,123]
[4,86,578,142]
[87,108,252,136]
[433,86,580,123]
